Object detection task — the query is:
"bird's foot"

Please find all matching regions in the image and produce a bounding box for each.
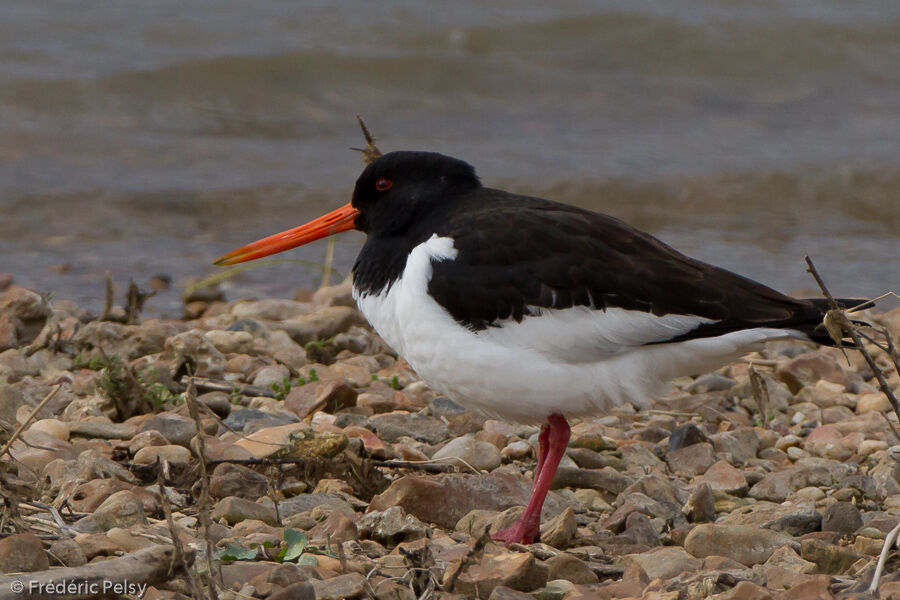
[490,519,540,546]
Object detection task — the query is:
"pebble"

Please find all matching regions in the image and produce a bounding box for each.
[29,418,69,441]
[432,434,502,471]
[683,524,795,566]
[0,533,49,573]
[821,501,863,534]
[133,444,192,465]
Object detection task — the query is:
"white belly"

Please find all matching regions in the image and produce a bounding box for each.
[353,235,802,424]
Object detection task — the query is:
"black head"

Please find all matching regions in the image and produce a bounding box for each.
[351,151,481,236]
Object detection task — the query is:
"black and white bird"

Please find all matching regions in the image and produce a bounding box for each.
[216,150,862,545]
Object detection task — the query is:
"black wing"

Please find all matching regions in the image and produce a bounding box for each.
[427,188,849,345]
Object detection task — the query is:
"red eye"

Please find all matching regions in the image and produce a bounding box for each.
[375,178,393,191]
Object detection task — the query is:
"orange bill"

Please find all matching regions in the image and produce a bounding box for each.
[214,202,360,266]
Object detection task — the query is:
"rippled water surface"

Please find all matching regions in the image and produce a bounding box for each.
[1,1,898,316]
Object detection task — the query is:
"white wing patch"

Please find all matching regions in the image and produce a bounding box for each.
[482,306,715,363]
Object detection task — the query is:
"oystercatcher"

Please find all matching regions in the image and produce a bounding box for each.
[216,150,863,545]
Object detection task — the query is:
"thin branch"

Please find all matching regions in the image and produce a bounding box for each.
[0,385,60,459]
[184,375,221,599]
[805,256,900,440]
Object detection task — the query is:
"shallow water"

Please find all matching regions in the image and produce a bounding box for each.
[1,1,898,316]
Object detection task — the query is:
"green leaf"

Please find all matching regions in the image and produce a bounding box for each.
[282,529,308,562]
[214,544,258,561]
[297,554,319,566]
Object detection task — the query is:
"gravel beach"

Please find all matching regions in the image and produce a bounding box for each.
[1,275,899,600]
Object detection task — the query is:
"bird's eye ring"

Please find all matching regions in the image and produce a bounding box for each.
[375,178,393,191]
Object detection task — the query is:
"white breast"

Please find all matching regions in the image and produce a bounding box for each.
[354,235,806,423]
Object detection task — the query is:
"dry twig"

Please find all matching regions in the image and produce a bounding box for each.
[184,375,221,598]
[351,115,383,165]
[805,256,900,434]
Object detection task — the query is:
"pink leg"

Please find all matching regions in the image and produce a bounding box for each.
[492,414,570,545]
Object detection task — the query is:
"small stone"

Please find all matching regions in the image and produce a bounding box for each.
[267,582,316,600]
[210,463,270,500]
[777,350,850,393]
[285,379,358,418]
[540,507,577,549]
[307,511,358,545]
[139,413,197,447]
[252,365,290,389]
[501,441,531,460]
[710,428,759,465]
[821,502,863,534]
[369,412,450,444]
[775,434,803,452]
[683,483,715,523]
[358,506,427,546]
[205,329,254,354]
[197,391,232,418]
[666,442,715,477]
[859,439,889,456]
[311,573,367,600]
[211,496,279,526]
[133,444,192,465]
[446,547,548,597]
[618,546,701,581]
[544,554,598,584]
[433,434,502,472]
[683,524,794,566]
[89,490,148,531]
[694,460,748,496]
[48,537,87,567]
[283,306,365,346]
[29,418,69,441]
[0,533,49,573]
[668,423,709,451]
[804,424,852,461]
[857,392,891,414]
[800,538,864,574]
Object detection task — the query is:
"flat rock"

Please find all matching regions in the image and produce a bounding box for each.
[311,572,367,600]
[369,412,450,444]
[683,524,795,566]
[87,490,148,532]
[139,413,196,447]
[211,496,279,526]
[618,546,701,580]
[69,419,138,440]
[693,460,748,496]
[446,546,548,598]
[544,554,599,584]
[0,533,49,573]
